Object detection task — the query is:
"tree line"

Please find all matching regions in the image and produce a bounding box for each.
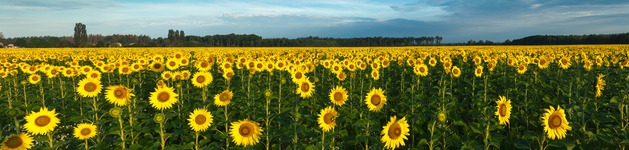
[504,33,629,45]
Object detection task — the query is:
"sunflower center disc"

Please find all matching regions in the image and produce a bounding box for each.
[201,62,208,68]
[334,92,343,102]
[420,67,425,73]
[84,82,97,92]
[115,89,125,98]
[550,115,562,128]
[153,64,161,69]
[239,124,252,136]
[158,92,170,102]
[499,104,507,117]
[81,128,92,136]
[220,93,230,102]
[32,76,39,81]
[196,76,206,83]
[122,68,129,73]
[195,115,206,125]
[371,95,381,105]
[35,116,51,127]
[91,73,98,78]
[324,113,335,124]
[169,61,176,67]
[453,69,459,75]
[476,69,481,74]
[295,72,302,79]
[301,82,309,93]
[257,64,263,69]
[5,136,23,148]
[388,122,401,139]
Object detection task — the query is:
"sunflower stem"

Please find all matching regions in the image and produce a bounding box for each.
[322,130,325,150]
[160,122,165,150]
[195,132,199,150]
[85,139,88,150]
[127,103,135,145]
[225,105,229,150]
[39,80,45,106]
[118,115,126,150]
[48,131,54,148]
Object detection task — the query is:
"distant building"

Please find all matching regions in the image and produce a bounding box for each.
[7,44,15,48]
[0,42,4,48]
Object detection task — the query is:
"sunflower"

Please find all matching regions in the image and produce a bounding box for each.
[559,57,571,70]
[149,86,179,110]
[542,105,572,140]
[86,71,101,79]
[230,119,263,147]
[214,90,233,107]
[191,71,213,88]
[538,57,550,69]
[371,70,380,80]
[1,133,33,150]
[474,66,483,77]
[73,123,97,140]
[595,74,605,97]
[414,64,428,77]
[451,66,461,78]
[291,70,306,84]
[296,78,315,99]
[166,58,180,70]
[28,74,41,84]
[381,116,410,150]
[118,65,132,75]
[23,107,60,135]
[517,63,527,74]
[105,85,135,107]
[187,108,214,132]
[77,77,102,98]
[329,86,348,106]
[222,69,235,81]
[336,71,347,81]
[195,60,212,72]
[150,61,165,72]
[438,112,446,123]
[495,96,512,125]
[365,88,386,112]
[317,106,338,132]
[161,71,173,80]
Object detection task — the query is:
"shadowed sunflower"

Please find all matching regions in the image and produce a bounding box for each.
[542,105,572,140]
[595,74,605,97]
[329,86,348,106]
[517,63,527,74]
[381,116,410,150]
[495,96,512,125]
[214,90,233,106]
[365,88,386,112]
[77,77,102,98]
[230,119,263,147]
[149,86,178,110]
[73,123,97,140]
[1,133,33,150]
[24,107,60,135]
[191,71,213,88]
[296,77,315,99]
[188,108,214,132]
[559,57,571,70]
[105,85,135,107]
[317,106,338,132]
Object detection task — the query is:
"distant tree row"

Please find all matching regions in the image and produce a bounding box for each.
[505,33,629,45]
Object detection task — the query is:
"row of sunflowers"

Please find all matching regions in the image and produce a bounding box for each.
[1,46,628,149]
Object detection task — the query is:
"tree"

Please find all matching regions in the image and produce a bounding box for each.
[73,23,88,47]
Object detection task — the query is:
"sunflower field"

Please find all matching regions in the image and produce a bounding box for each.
[1,45,629,150]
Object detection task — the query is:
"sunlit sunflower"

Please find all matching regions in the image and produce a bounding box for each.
[166,58,180,70]
[291,70,306,84]
[451,66,461,78]
[559,57,571,70]
[105,85,135,107]
[230,119,263,147]
[222,69,235,81]
[538,57,550,69]
[336,71,347,81]
[517,63,527,74]
[150,61,165,72]
[414,64,429,77]
[118,65,132,75]
[23,107,60,135]
[28,74,41,84]
[329,86,348,106]
[583,60,593,71]
[149,86,179,110]
[191,71,213,88]
[214,90,233,107]
[187,108,214,132]
[161,71,173,80]
[495,96,512,125]
[474,65,483,77]
[365,88,386,112]
[428,57,437,67]
[542,105,572,140]
[86,71,101,79]
[371,70,380,80]
[381,116,410,150]
[1,133,33,150]
[317,106,338,132]
[73,123,97,140]
[296,77,315,99]
[77,77,102,98]
[595,74,605,97]
[195,60,212,72]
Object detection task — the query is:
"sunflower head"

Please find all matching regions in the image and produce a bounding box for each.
[73,123,98,140]
[451,66,461,77]
[1,133,33,150]
[105,85,135,107]
[188,108,214,132]
[28,74,41,84]
[77,77,102,98]
[214,90,234,107]
[23,107,60,135]
[495,96,512,125]
[329,86,349,106]
[474,66,483,77]
[365,88,386,112]
[230,119,263,147]
[317,106,338,132]
[542,105,572,140]
[296,78,315,99]
[149,86,179,110]
[380,116,410,150]
[191,71,213,88]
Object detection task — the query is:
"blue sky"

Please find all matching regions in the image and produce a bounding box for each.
[1,0,628,43]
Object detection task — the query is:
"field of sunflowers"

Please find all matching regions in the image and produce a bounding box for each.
[1,45,628,150]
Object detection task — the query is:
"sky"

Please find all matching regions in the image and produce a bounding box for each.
[1,0,628,43]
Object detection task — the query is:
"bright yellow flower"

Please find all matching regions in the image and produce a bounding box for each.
[495,96,512,125]
[230,119,263,147]
[214,90,233,107]
[329,86,348,106]
[77,77,102,98]
[380,116,410,150]
[317,106,338,132]
[105,85,135,107]
[187,108,214,132]
[73,123,97,140]
[1,133,33,150]
[542,105,572,140]
[149,86,178,110]
[365,88,386,112]
[24,107,60,135]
